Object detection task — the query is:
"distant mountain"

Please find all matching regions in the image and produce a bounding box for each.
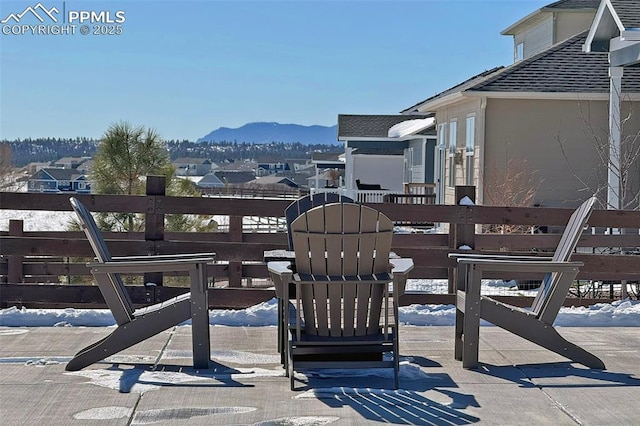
[197,122,338,145]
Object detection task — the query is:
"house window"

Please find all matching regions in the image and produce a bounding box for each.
[516,42,524,62]
[436,123,447,203]
[465,115,475,186]
[448,121,457,188]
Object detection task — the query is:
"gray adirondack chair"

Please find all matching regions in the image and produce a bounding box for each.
[65,197,215,371]
[270,193,356,363]
[284,192,354,250]
[450,196,605,370]
[269,202,413,390]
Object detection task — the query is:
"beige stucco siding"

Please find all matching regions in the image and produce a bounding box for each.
[483,98,640,208]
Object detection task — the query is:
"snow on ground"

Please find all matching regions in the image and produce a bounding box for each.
[1,296,638,328]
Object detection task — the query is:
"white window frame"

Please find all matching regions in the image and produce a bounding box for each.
[436,123,447,203]
[465,115,476,186]
[516,42,524,62]
[448,120,457,188]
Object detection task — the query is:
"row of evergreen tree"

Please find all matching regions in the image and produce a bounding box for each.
[1,138,342,167]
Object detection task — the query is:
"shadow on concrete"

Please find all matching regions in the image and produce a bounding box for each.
[478,362,640,388]
[314,388,480,425]
[104,361,252,393]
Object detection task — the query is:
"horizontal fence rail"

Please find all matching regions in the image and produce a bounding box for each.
[1,186,639,309]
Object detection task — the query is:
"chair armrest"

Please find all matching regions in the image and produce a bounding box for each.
[88,257,214,274]
[111,253,216,262]
[455,257,583,273]
[449,253,552,261]
[267,261,293,299]
[390,258,414,297]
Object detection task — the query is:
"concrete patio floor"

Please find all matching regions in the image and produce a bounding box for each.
[0,325,638,425]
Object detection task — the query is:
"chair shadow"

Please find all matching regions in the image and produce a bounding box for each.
[103,360,253,393]
[317,387,480,425]
[298,362,480,425]
[477,362,640,388]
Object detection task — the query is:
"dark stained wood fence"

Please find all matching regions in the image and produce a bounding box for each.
[1,185,639,309]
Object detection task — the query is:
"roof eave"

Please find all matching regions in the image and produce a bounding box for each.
[501,10,543,35]
[465,90,640,101]
[401,92,466,114]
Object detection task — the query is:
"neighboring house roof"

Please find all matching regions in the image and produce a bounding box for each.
[311,152,342,162]
[34,168,83,181]
[403,32,640,113]
[213,170,255,184]
[337,114,434,139]
[196,173,224,187]
[173,157,211,165]
[249,175,299,187]
[352,148,405,156]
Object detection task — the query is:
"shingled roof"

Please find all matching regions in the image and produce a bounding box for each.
[403,31,640,114]
[469,32,640,93]
[337,114,435,139]
[400,67,504,113]
[543,0,601,10]
[609,0,640,28]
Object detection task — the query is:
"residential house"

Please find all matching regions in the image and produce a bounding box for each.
[255,162,291,177]
[401,0,640,208]
[248,175,299,189]
[172,158,215,176]
[196,173,224,189]
[52,156,90,169]
[336,114,437,201]
[28,168,91,193]
[213,170,256,185]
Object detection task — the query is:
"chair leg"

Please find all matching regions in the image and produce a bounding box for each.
[189,265,211,369]
[65,300,192,371]
[462,265,481,369]
[454,264,468,361]
[393,327,400,390]
[288,343,295,390]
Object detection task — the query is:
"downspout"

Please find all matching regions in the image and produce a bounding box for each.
[477,97,488,205]
[608,66,623,210]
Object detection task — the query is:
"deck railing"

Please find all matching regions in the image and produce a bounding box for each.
[1,182,639,309]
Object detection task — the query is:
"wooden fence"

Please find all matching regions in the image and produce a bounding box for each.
[1,182,639,309]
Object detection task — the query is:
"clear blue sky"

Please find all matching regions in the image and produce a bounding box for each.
[0,0,551,141]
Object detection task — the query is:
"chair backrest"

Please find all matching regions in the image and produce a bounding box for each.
[291,202,393,337]
[70,197,135,324]
[531,196,597,322]
[284,193,354,250]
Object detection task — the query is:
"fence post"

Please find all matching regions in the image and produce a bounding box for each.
[448,186,476,293]
[145,175,166,286]
[8,220,24,284]
[228,215,243,287]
